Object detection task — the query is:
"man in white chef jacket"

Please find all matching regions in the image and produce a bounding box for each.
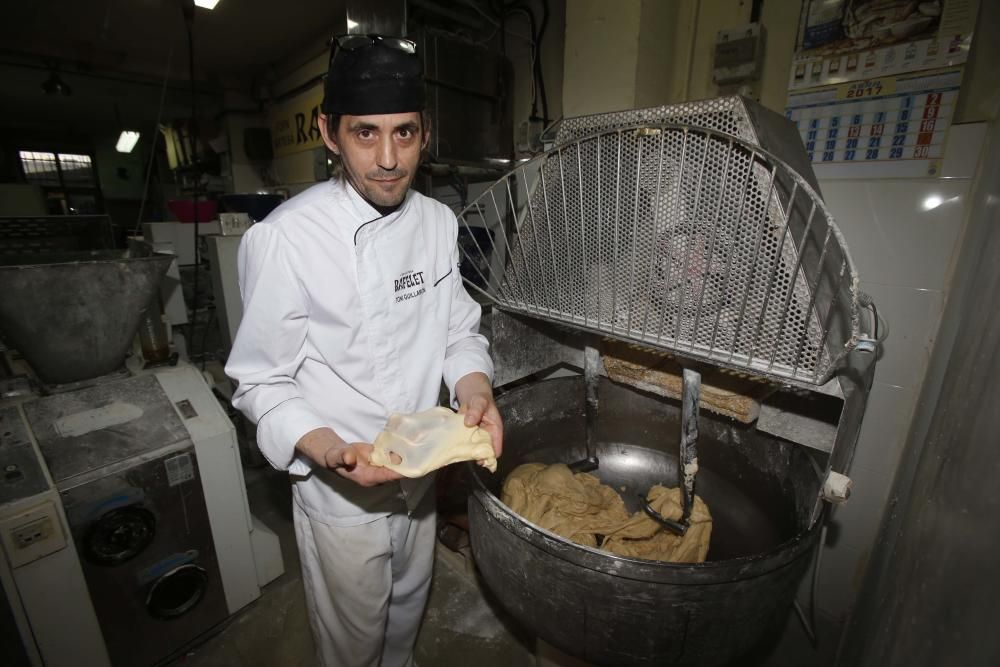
[225,34,502,667]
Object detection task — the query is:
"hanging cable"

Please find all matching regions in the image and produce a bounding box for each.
[869,301,888,344]
[181,0,202,358]
[858,291,889,345]
[793,520,827,647]
[502,4,539,119]
[499,1,506,55]
[458,0,500,26]
[535,0,550,125]
[133,47,174,237]
[502,1,550,126]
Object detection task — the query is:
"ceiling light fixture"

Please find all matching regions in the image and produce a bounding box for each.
[116,131,141,153]
[194,0,221,9]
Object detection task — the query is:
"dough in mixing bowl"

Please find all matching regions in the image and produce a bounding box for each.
[502,462,712,563]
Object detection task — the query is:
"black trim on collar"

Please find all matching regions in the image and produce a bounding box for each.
[433,267,453,287]
[346,177,400,245]
[353,214,385,245]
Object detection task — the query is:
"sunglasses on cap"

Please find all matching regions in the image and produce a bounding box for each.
[330,34,417,55]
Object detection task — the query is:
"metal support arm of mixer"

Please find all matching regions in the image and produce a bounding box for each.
[810,345,877,525]
[638,366,702,536]
[680,367,701,525]
[568,345,602,473]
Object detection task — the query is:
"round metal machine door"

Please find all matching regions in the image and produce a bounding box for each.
[468,376,823,666]
[82,504,209,620]
[146,562,209,620]
[83,505,156,565]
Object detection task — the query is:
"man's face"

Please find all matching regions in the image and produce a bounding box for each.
[320,112,429,208]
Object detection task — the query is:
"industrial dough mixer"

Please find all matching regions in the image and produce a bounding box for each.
[455,96,880,665]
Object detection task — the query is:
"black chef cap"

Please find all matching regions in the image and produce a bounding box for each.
[321,35,425,116]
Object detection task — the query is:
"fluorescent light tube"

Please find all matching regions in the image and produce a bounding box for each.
[116,131,141,153]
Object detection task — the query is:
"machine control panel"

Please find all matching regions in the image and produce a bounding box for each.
[218,212,251,236]
[0,500,66,568]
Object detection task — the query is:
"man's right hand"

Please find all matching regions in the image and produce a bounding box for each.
[295,427,403,487]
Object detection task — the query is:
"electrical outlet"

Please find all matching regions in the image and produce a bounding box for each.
[0,501,66,568]
[12,516,52,547]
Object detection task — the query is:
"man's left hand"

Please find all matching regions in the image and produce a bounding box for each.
[455,372,503,458]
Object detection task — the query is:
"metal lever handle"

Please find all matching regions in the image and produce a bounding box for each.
[569,345,601,473]
[584,345,600,467]
[638,494,688,536]
[679,367,701,525]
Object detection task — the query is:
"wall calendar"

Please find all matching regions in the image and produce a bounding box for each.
[786,68,962,178]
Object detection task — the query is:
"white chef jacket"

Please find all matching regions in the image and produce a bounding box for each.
[225,178,493,526]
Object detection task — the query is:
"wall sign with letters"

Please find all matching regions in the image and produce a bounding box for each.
[269,86,325,158]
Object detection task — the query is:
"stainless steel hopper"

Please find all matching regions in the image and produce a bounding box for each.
[0,249,173,384]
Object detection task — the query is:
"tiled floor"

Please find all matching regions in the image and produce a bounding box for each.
[173,468,845,667]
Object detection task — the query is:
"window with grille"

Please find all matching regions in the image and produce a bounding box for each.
[19,151,96,187]
[17,150,101,215]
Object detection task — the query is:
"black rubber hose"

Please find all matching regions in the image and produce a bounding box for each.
[505,0,550,125]
[182,0,201,356]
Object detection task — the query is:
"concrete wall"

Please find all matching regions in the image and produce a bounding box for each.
[507,0,565,134]
[560,0,799,114]
[562,0,643,116]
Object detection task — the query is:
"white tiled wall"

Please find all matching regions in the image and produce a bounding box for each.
[857,283,946,388]
[808,123,985,620]
[828,181,969,290]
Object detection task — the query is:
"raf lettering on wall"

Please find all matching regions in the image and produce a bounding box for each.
[270,86,325,158]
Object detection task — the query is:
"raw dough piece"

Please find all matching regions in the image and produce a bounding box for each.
[369,406,496,477]
[501,463,712,563]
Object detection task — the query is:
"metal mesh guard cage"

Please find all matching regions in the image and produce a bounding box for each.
[457,124,860,388]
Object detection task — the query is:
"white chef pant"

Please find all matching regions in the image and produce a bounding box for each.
[293,496,436,667]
